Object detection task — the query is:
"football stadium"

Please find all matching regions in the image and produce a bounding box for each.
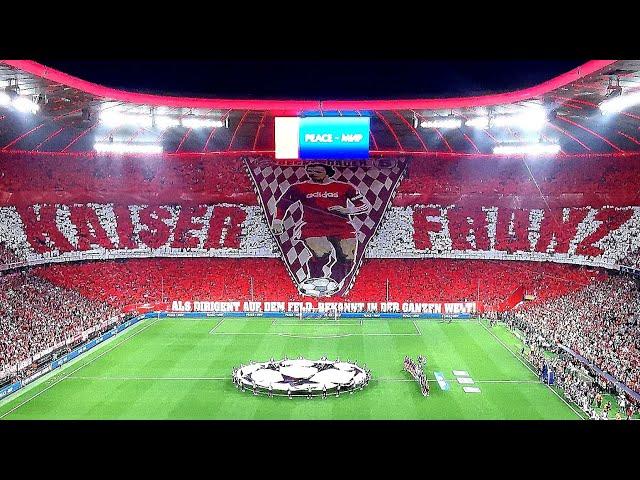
[0,60,639,420]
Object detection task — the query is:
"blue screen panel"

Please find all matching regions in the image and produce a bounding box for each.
[298,117,370,159]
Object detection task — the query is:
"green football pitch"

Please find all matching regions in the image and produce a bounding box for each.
[0,316,586,420]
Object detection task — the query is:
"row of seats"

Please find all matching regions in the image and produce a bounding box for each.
[31,257,601,310]
[2,154,639,207]
[0,153,255,206]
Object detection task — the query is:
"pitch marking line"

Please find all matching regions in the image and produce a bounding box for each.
[68,376,230,381]
[62,375,539,384]
[412,319,422,335]
[207,318,226,335]
[0,318,161,419]
[210,332,421,338]
[479,321,585,420]
[270,322,363,326]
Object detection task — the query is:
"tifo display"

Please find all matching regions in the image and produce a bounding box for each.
[1,59,640,420]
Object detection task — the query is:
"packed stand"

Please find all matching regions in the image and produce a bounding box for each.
[0,271,119,380]
[30,257,599,311]
[0,153,255,206]
[515,333,637,419]
[502,275,640,414]
[0,241,20,265]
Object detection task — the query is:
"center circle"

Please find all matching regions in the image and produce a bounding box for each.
[232,358,370,396]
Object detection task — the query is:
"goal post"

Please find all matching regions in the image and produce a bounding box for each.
[298,308,339,321]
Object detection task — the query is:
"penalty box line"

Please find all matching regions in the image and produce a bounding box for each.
[270,322,363,326]
[208,319,421,337]
[210,332,421,338]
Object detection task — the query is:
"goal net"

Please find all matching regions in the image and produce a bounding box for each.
[298,308,340,321]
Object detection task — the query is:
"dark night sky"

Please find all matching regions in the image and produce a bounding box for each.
[43,60,585,100]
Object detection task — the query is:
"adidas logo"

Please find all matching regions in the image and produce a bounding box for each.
[306,192,339,198]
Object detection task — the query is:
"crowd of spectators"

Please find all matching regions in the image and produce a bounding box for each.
[500,275,640,417]
[2,152,640,272]
[29,257,600,310]
[2,152,640,404]
[0,241,20,265]
[0,271,118,380]
[521,341,637,419]
[0,153,255,206]
[513,275,640,393]
[396,155,640,208]
[352,259,598,310]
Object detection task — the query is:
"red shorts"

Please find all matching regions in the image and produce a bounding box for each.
[300,221,356,240]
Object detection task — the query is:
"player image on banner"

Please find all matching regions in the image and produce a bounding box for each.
[271,164,371,294]
[244,157,407,297]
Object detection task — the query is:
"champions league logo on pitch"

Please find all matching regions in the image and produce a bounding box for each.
[245,157,407,297]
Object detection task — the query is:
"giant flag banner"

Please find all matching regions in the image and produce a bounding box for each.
[245,157,407,296]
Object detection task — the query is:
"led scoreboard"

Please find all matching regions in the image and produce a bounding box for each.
[275,117,370,159]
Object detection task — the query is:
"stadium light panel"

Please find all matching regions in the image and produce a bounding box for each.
[490,108,547,130]
[99,110,153,128]
[420,118,462,129]
[94,142,163,154]
[466,109,547,131]
[599,91,640,114]
[493,142,560,155]
[12,96,40,114]
[154,116,180,130]
[465,116,489,129]
[180,117,225,129]
[0,91,11,106]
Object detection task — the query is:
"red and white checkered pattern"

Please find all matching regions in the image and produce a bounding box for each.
[245,157,407,296]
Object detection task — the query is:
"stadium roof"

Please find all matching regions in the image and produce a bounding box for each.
[1,59,640,157]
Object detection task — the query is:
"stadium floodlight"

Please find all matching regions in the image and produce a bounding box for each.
[12,96,40,114]
[99,110,153,128]
[419,117,462,129]
[465,116,490,129]
[0,91,11,106]
[180,117,225,129]
[493,142,561,155]
[490,108,547,130]
[94,142,163,154]
[599,90,640,114]
[154,116,181,130]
